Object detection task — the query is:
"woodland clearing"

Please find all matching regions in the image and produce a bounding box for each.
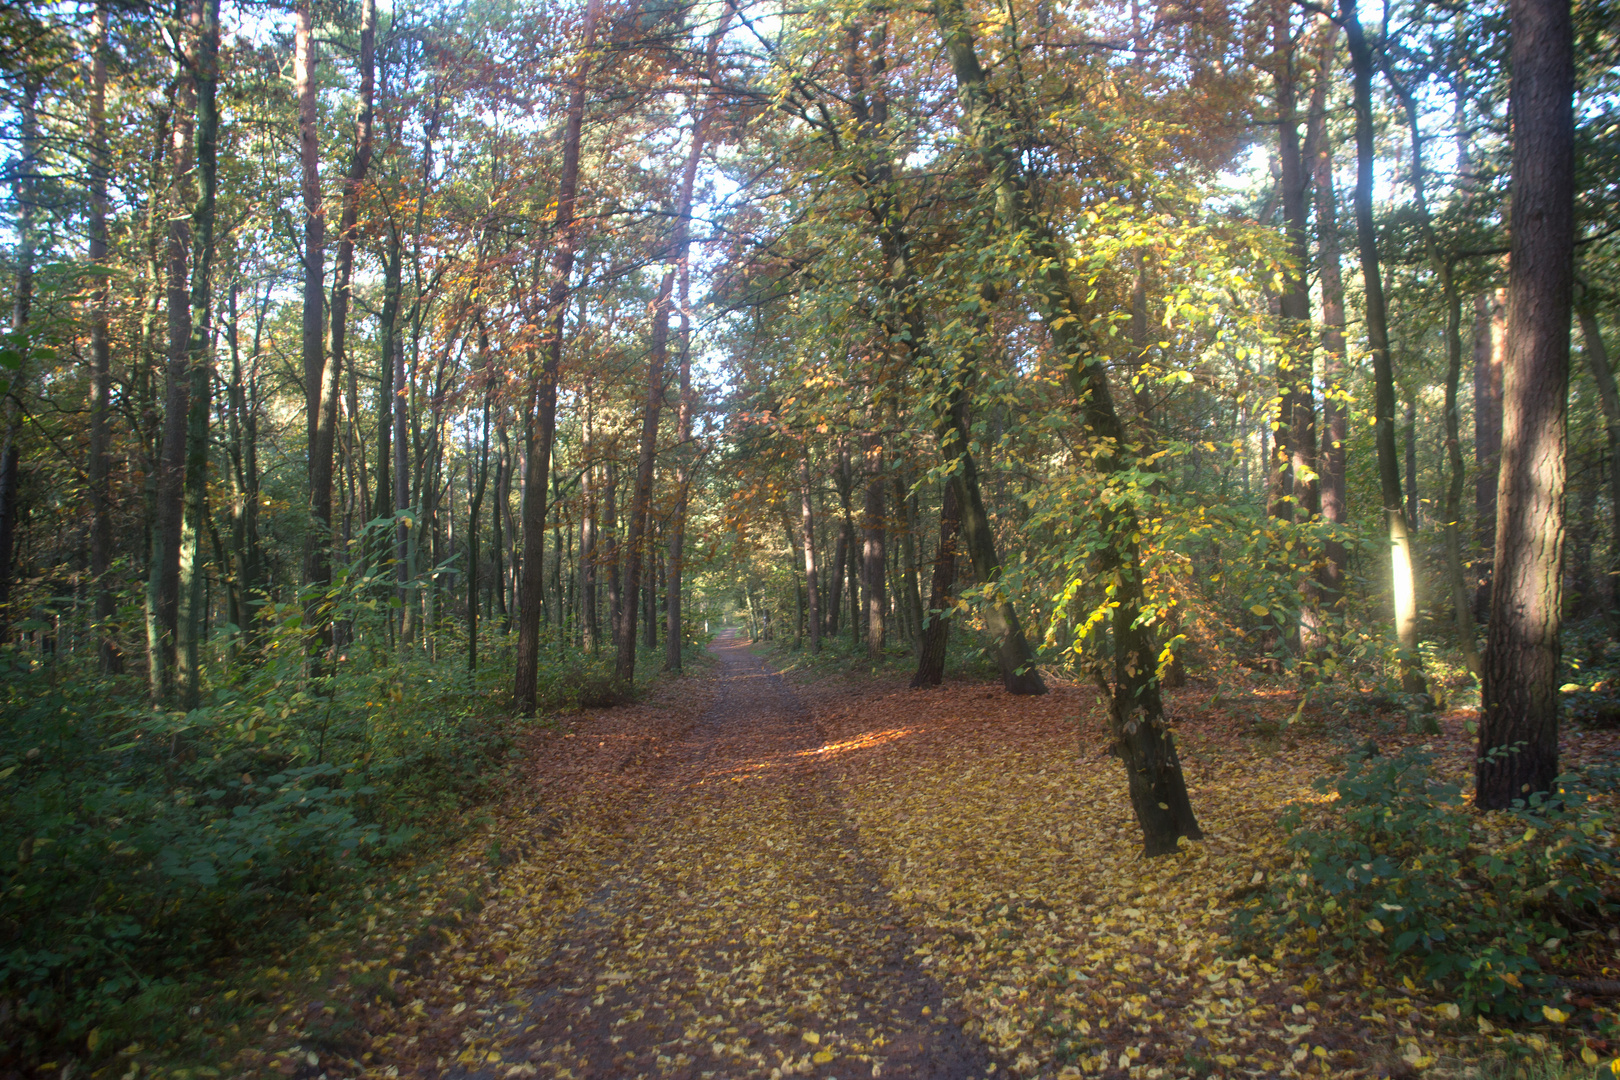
[139,634,1620,1080]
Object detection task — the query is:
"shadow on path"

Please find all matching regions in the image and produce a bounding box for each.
[453,630,990,1080]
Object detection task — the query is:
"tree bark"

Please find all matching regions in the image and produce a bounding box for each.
[331,0,377,534]
[1313,115,1349,594]
[147,30,196,699]
[467,374,491,673]
[296,0,336,654]
[1272,0,1319,525]
[861,435,886,659]
[1473,289,1506,618]
[800,447,822,653]
[911,481,960,688]
[1343,0,1429,703]
[88,4,120,671]
[1478,0,1574,809]
[516,0,603,711]
[664,16,730,672]
[936,0,1199,853]
[1576,307,1620,626]
[176,0,220,708]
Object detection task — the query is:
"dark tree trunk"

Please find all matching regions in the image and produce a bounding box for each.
[1473,290,1505,619]
[1575,308,1620,626]
[148,37,194,699]
[0,74,39,646]
[861,436,886,659]
[580,445,598,651]
[88,6,120,672]
[516,0,602,711]
[1478,0,1575,809]
[936,0,1198,852]
[297,0,340,666]
[800,447,821,652]
[911,482,960,688]
[467,377,490,673]
[176,0,220,708]
[330,0,377,534]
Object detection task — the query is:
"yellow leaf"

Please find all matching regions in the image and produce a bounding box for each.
[1366,918,1385,935]
[1579,1047,1598,1066]
[1434,1003,1460,1020]
[812,1050,835,1065]
[1542,1006,1568,1024]
[1250,605,1270,617]
[801,1031,820,1046]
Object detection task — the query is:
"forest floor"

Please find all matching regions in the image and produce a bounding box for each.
[207,634,1620,1080]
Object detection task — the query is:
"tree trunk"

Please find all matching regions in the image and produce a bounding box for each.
[911,481,960,688]
[297,0,336,657]
[1477,0,1575,809]
[1272,0,1319,526]
[664,17,730,672]
[515,0,603,711]
[176,0,220,709]
[1390,76,1482,677]
[935,0,1199,853]
[1576,308,1620,626]
[88,4,120,672]
[467,378,491,673]
[1474,289,1506,619]
[800,447,822,653]
[330,0,377,541]
[1314,130,1350,594]
[862,435,886,659]
[1343,0,1429,703]
[0,74,39,646]
[147,40,195,699]
[581,445,598,651]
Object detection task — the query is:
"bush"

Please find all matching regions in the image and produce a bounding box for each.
[1233,748,1619,1018]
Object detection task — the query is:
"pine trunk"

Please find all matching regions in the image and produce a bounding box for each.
[1479,0,1575,808]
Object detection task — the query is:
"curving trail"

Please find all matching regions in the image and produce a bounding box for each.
[453,630,991,1080]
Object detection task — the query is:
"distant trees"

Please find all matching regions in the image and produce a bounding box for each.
[0,0,1610,845]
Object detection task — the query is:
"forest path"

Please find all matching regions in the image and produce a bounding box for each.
[450,631,990,1080]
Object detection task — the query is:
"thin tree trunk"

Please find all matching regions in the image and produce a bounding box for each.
[935,0,1198,853]
[330,0,377,554]
[467,377,491,673]
[88,4,120,672]
[911,481,960,688]
[0,74,38,645]
[147,36,195,699]
[1343,0,1429,703]
[1576,307,1620,626]
[176,0,220,709]
[1474,289,1506,618]
[581,434,598,651]
[516,0,603,711]
[297,0,337,655]
[664,17,730,672]
[1478,0,1574,809]
[861,435,886,659]
[1391,76,1481,677]
[1313,97,1349,595]
[800,447,821,653]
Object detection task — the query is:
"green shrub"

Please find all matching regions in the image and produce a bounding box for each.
[1233,748,1619,1018]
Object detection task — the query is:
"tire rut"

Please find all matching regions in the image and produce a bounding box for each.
[452,632,990,1080]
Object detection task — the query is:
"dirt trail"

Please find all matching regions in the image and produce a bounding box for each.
[453,631,990,1080]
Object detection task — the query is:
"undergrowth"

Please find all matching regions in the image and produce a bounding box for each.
[0,588,690,1072]
[1234,747,1620,1020]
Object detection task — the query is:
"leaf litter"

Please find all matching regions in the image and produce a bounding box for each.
[199,644,1619,1080]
